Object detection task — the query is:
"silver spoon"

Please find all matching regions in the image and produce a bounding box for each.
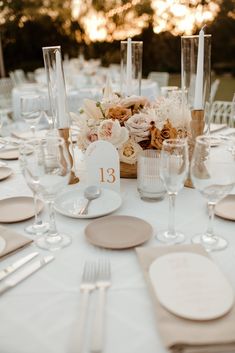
[79,185,101,215]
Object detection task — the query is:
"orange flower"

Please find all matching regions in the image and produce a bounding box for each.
[106,106,132,125]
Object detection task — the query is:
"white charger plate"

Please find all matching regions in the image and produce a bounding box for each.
[149,252,234,321]
[54,187,122,219]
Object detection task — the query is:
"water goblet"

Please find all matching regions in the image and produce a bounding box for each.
[20,94,41,136]
[23,136,72,251]
[157,138,189,244]
[190,135,235,251]
[19,140,49,236]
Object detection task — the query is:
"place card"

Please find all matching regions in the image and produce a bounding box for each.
[149,252,234,321]
[85,140,120,192]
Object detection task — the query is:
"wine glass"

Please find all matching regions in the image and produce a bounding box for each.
[191,135,235,251]
[157,138,189,244]
[20,94,41,136]
[22,136,72,251]
[19,140,49,236]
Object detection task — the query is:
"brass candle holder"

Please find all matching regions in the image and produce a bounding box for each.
[185,109,205,188]
[59,128,79,185]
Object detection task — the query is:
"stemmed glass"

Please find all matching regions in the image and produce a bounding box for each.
[157,139,189,244]
[190,135,235,251]
[20,94,42,136]
[19,140,49,236]
[22,136,72,251]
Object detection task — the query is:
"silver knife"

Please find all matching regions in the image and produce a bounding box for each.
[0,255,54,295]
[0,252,39,281]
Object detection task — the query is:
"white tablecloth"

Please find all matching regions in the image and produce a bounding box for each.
[0,159,235,353]
[12,79,159,120]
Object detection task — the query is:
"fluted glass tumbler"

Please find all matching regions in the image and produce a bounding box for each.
[137,150,166,201]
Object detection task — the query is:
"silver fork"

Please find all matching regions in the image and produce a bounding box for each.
[69,261,96,353]
[90,259,111,353]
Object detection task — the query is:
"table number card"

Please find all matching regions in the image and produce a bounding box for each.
[85,140,120,192]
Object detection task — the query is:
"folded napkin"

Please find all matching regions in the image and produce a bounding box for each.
[0,225,32,258]
[136,244,235,353]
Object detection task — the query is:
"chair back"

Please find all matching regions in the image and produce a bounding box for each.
[210,100,233,127]
[210,79,220,103]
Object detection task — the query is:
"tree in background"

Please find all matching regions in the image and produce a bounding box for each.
[0,0,234,75]
[0,0,83,72]
[78,0,153,43]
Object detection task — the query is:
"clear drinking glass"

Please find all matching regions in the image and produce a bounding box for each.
[137,150,166,201]
[19,140,49,236]
[21,136,72,251]
[157,139,189,244]
[20,94,41,135]
[190,135,235,251]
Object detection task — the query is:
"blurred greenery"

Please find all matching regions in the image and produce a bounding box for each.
[0,0,234,77]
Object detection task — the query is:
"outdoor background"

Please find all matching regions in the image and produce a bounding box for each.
[1,0,235,99]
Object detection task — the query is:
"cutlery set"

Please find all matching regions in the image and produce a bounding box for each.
[0,251,54,295]
[70,259,111,353]
[0,250,111,352]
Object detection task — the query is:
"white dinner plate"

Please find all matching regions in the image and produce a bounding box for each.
[149,252,234,321]
[0,148,19,160]
[215,195,235,221]
[0,167,13,181]
[0,196,44,223]
[54,187,122,219]
[0,236,6,254]
[85,215,152,249]
[11,129,48,140]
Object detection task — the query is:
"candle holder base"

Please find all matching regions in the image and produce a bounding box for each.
[186,109,205,188]
[59,128,79,185]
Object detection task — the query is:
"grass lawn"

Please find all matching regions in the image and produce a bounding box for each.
[169,74,235,101]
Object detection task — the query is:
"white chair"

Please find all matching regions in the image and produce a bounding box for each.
[210,100,234,127]
[210,79,220,103]
[147,71,169,88]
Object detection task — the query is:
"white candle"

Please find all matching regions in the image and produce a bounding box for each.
[56,49,69,128]
[126,38,132,96]
[193,27,205,110]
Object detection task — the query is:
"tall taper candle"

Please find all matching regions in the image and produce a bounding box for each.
[126,38,132,96]
[55,49,69,128]
[193,26,206,110]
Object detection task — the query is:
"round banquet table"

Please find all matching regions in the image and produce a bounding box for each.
[0,158,235,353]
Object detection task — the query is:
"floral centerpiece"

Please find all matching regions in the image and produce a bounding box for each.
[73,89,191,178]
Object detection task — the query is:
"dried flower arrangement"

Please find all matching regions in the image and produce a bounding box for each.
[73,90,191,169]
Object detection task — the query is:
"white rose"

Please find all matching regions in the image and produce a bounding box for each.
[125,112,152,142]
[77,126,98,151]
[98,119,129,148]
[119,139,143,165]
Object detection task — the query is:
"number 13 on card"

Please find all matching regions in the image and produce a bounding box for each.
[99,168,116,183]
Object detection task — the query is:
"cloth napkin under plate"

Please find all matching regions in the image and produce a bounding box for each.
[136,244,235,353]
[0,225,32,258]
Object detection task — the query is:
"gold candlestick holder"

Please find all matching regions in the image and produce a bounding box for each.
[185,109,205,188]
[59,128,79,185]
